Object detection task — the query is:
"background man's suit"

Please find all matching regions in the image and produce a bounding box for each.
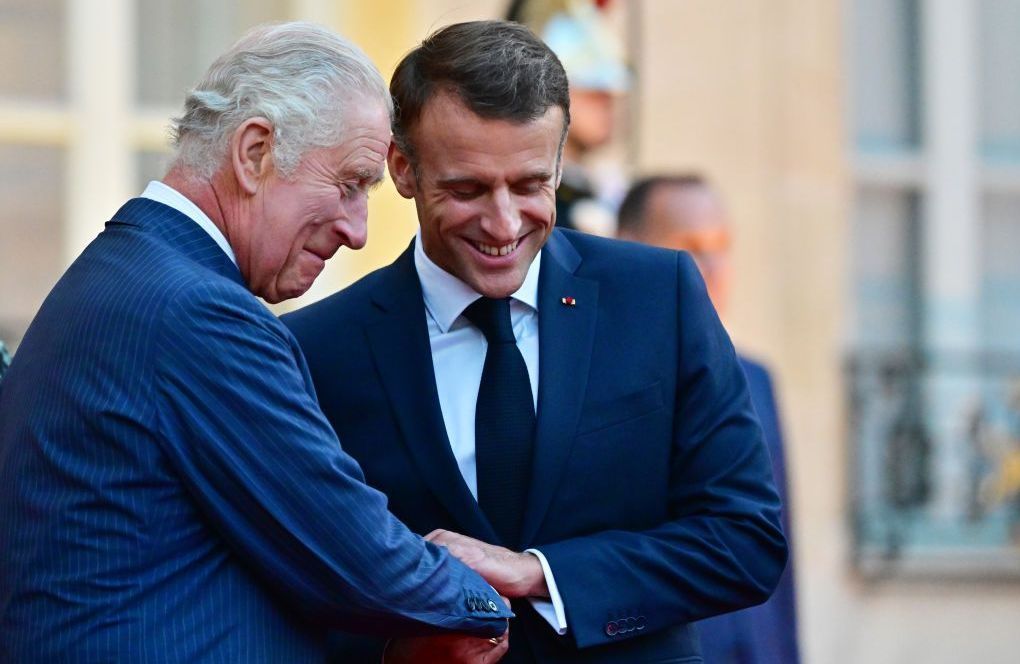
[0,199,508,662]
[284,229,787,662]
[697,357,801,664]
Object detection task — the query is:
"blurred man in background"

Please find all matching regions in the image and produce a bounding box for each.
[0,22,511,662]
[286,20,786,664]
[618,174,801,664]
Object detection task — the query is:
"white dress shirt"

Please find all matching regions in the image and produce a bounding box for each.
[141,181,237,266]
[413,230,568,635]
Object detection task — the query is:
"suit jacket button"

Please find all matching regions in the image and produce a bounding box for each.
[605,621,619,636]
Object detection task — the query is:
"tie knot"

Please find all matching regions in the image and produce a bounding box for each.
[463,297,515,344]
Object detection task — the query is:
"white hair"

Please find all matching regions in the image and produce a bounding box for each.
[170,21,392,180]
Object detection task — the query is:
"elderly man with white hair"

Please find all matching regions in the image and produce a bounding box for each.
[0,22,510,663]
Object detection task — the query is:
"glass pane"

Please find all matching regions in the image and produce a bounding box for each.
[0,0,66,101]
[135,150,172,193]
[979,0,1020,162]
[0,145,65,350]
[982,194,1020,350]
[850,186,922,349]
[135,0,289,108]
[852,0,922,153]
[849,187,924,554]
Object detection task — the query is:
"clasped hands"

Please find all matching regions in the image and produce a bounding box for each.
[383,529,550,664]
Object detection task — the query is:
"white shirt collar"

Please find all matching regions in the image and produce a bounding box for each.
[413,228,541,333]
[140,180,237,266]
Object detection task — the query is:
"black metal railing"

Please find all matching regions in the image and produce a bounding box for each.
[846,349,1020,577]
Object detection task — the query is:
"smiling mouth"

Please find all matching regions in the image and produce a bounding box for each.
[471,239,520,257]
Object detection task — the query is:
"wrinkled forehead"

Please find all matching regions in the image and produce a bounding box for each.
[334,94,392,140]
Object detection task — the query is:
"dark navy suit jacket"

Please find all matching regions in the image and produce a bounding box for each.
[0,199,509,662]
[284,230,788,663]
[696,357,800,664]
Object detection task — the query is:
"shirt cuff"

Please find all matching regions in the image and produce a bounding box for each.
[524,548,568,635]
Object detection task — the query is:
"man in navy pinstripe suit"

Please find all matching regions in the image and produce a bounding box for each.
[0,22,511,663]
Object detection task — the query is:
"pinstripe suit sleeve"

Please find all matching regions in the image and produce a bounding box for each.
[152,280,510,637]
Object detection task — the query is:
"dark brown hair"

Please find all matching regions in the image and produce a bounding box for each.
[390,20,570,163]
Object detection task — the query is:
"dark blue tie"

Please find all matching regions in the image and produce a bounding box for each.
[463,297,536,548]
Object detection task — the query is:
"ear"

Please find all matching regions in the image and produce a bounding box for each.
[554,142,571,189]
[231,117,274,195]
[387,141,417,199]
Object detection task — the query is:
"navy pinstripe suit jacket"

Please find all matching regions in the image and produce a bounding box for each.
[0,198,509,662]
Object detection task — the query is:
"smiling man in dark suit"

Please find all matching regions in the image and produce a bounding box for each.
[284,20,787,664]
[0,22,511,663]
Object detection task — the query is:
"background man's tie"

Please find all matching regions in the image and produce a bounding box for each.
[463,296,536,547]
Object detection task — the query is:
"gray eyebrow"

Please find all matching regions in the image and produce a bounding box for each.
[348,167,386,191]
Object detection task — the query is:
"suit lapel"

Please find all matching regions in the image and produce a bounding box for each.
[366,245,498,542]
[520,231,599,546]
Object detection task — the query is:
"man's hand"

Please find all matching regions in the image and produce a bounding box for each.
[425,529,549,599]
[383,634,508,663]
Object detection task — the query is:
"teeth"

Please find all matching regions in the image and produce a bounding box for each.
[475,240,518,257]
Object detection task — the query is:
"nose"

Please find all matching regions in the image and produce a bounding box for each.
[336,196,368,250]
[482,187,523,241]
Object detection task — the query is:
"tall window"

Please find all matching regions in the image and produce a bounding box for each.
[848,0,1020,577]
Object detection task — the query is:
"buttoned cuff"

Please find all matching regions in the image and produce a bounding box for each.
[524,548,568,635]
